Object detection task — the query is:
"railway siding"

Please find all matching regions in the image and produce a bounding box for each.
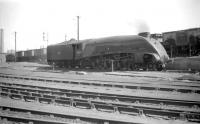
[0,75,200,102]
[0,78,200,122]
[0,97,177,124]
[1,85,199,113]
[1,73,200,92]
[0,64,200,123]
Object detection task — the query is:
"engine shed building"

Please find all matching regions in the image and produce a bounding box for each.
[162,28,200,57]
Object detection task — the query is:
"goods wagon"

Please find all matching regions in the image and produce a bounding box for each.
[47,35,169,71]
[24,50,34,61]
[6,54,15,62]
[16,51,25,62]
[16,48,47,63]
[33,48,47,62]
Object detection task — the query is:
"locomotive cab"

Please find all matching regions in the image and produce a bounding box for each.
[72,43,83,57]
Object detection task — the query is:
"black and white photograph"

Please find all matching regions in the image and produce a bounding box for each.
[0,0,200,123]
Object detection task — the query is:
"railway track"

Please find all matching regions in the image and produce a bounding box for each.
[0,74,200,94]
[0,106,81,124]
[2,97,195,124]
[0,78,199,122]
[0,105,125,124]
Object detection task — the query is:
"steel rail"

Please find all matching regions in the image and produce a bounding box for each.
[0,74,199,94]
[0,83,199,122]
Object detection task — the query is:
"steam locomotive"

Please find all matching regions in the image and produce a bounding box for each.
[47,35,169,71]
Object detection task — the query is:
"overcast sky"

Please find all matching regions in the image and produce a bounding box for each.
[0,0,200,52]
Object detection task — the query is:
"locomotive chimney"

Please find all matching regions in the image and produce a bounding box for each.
[138,32,150,38]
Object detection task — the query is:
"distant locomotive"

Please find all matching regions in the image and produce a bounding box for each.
[47,35,169,71]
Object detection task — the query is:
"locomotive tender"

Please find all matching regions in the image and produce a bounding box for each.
[47,35,169,71]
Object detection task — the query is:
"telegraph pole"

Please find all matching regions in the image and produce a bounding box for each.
[65,34,67,41]
[0,29,4,53]
[15,32,17,62]
[46,32,48,47]
[77,16,79,42]
[43,32,45,48]
[43,32,48,48]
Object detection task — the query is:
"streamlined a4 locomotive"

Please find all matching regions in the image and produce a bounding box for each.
[47,35,169,71]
